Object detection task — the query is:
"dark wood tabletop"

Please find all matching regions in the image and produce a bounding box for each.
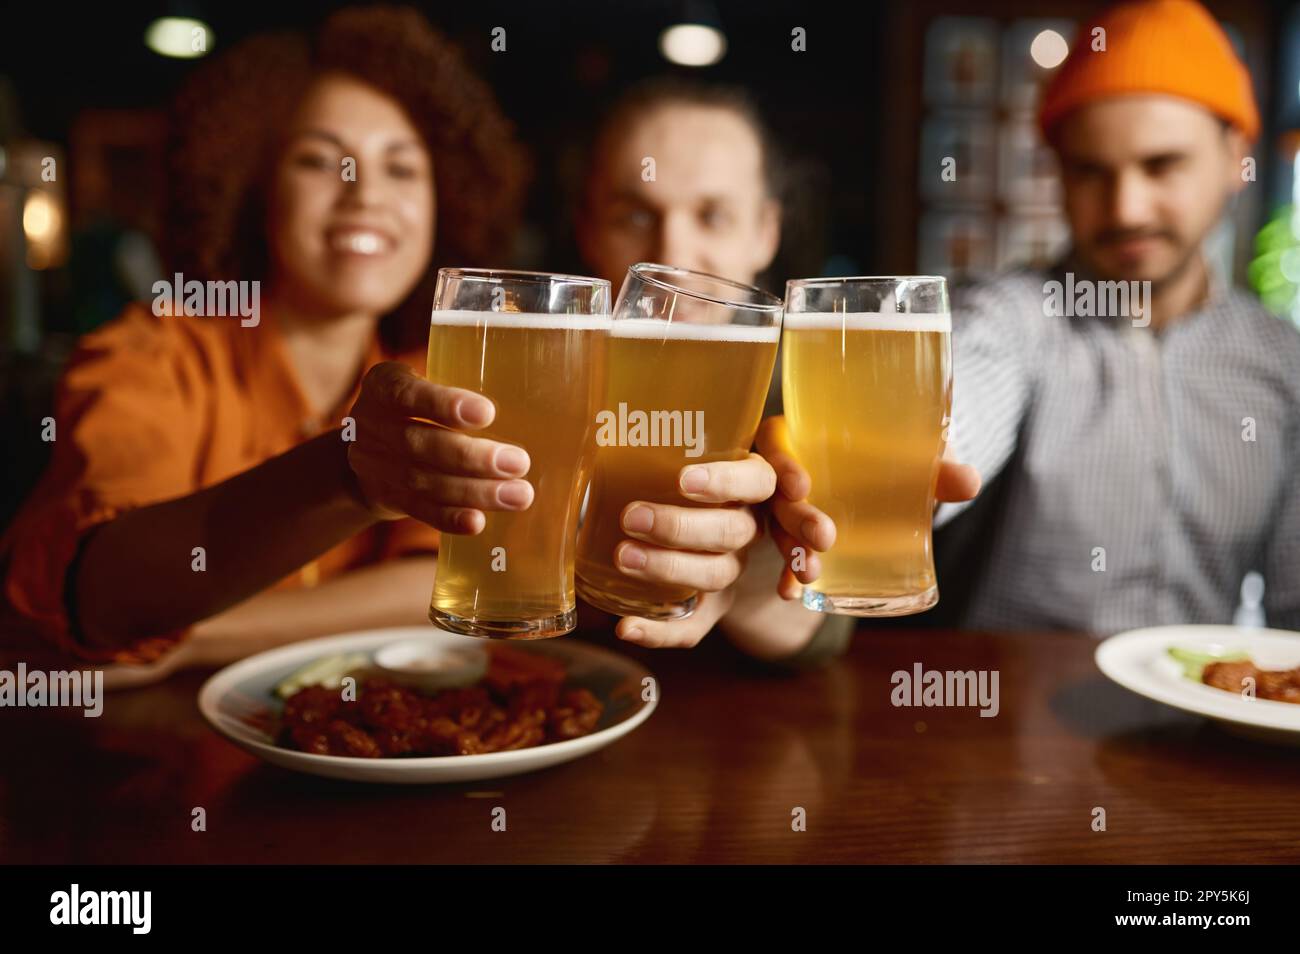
[4,626,1299,864]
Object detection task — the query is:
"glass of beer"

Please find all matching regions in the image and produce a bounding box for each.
[576,263,782,620]
[782,276,952,616]
[427,268,611,638]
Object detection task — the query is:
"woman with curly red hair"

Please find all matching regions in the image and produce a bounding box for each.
[0,7,539,672]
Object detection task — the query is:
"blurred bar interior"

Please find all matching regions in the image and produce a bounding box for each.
[2,0,1298,529]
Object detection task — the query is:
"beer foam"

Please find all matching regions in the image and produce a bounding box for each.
[430,309,613,330]
[783,312,951,333]
[611,318,781,342]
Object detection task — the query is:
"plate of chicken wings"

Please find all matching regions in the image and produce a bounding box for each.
[199,627,657,783]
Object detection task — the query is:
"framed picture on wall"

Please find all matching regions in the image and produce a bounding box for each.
[920,113,997,203]
[919,211,996,281]
[998,117,1061,207]
[924,17,999,107]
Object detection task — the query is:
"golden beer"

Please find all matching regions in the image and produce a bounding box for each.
[576,318,779,618]
[427,309,609,637]
[782,311,952,615]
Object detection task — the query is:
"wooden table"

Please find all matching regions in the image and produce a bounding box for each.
[4,627,1299,864]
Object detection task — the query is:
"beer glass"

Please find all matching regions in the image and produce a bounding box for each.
[576,263,782,620]
[782,276,952,616]
[427,268,610,638]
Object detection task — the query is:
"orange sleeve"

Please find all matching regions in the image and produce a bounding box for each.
[0,305,206,663]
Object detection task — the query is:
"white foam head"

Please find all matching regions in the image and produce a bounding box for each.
[783,312,951,333]
[430,309,613,330]
[611,317,780,342]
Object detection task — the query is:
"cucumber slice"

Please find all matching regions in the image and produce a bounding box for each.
[1167,646,1249,682]
[273,652,371,699]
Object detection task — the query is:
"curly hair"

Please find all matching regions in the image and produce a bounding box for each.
[164,6,529,350]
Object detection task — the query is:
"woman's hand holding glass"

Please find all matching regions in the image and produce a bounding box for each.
[345,360,535,534]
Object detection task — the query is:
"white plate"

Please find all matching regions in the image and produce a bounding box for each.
[198,627,657,783]
[1095,624,1300,742]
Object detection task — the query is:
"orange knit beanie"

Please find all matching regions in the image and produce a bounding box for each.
[1038,0,1259,142]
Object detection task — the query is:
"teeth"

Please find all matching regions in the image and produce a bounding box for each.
[331,230,387,254]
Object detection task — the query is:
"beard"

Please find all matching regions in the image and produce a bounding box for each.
[1082,229,1203,292]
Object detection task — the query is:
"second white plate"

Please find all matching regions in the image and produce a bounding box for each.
[1095,624,1300,742]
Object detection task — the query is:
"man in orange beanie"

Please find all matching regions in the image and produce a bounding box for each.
[1037,0,1259,325]
[762,0,1300,634]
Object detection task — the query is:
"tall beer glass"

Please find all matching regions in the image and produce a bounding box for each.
[782,276,952,616]
[427,268,611,638]
[576,263,781,620]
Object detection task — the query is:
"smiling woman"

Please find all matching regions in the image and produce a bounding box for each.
[0,7,532,670]
[166,6,528,354]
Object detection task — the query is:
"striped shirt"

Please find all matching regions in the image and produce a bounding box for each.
[936,260,1300,635]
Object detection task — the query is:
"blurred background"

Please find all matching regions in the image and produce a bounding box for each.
[2,0,1299,535]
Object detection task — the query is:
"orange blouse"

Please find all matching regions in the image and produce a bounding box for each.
[0,304,440,665]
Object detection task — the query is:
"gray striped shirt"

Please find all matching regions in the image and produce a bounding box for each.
[936,261,1300,634]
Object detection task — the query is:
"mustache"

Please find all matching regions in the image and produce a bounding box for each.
[1094,228,1175,247]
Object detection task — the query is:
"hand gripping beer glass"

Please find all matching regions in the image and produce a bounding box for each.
[576,263,782,620]
[782,276,952,616]
[426,268,611,638]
